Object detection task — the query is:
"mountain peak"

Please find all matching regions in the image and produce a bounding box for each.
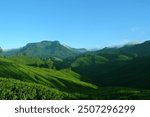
[41,40,60,44]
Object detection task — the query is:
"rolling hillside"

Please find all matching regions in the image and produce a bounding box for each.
[67,53,150,89]
[0,57,97,91]
[0,40,150,99]
[0,78,76,100]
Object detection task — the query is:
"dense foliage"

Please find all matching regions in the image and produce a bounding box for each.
[0,78,77,100]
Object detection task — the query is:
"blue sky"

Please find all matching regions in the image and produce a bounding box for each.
[0,0,150,49]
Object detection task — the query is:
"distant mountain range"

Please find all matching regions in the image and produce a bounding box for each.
[1,40,150,59]
[1,41,87,59]
[98,40,150,57]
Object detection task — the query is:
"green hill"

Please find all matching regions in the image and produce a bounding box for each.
[1,55,150,100]
[68,53,150,89]
[2,41,86,59]
[0,57,97,93]
[98,41,150,57]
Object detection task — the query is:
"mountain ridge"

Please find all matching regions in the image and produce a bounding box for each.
[1,40,87,59]
[98,40,150,57]
[1,40,150,58]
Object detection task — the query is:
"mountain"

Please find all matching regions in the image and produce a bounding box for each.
[98,40,150,57]
[0,47,2,53]
[2,41,87,59]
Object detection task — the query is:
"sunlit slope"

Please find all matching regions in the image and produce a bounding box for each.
[1,56,150,100]
[0,57,97,92]
[8,55,45,66]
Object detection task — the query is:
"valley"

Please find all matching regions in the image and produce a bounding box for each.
[0,40,150,99]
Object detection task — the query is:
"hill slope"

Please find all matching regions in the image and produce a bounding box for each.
[0,57,97,93]
[0,78,77,100]
[68,53,150,89]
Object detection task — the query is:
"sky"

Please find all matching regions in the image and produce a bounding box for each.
[0,0,150,49]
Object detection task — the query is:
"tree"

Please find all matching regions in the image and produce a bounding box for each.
[45,58,54,69]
